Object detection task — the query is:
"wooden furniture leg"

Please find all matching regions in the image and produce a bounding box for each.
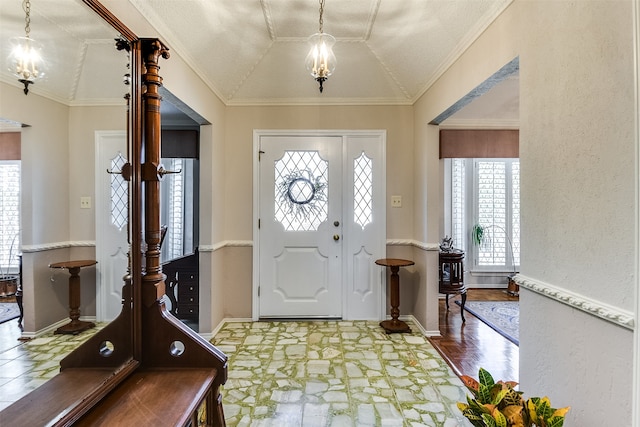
[376,258,414,334]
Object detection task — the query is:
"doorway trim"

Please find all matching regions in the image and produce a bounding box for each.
[95,130,128,322]
[252,129,387,321]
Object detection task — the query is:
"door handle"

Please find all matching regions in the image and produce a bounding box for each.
[333,234,340,241]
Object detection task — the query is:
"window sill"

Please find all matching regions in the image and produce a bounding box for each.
[469,270,518,277]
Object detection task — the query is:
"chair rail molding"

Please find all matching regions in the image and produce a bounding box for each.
[21,241,96,252]
[200,240,253,252]
[386,239,440,251]
[515,274,635,330]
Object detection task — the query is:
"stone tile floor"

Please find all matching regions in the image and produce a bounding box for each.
[0,323,106,410]
[212,321,472,426]
[0,319,473,426]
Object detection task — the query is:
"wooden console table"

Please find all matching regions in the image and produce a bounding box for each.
[376,258,414,333]
[49,260,97,335]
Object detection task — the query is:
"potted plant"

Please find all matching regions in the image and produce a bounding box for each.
[458,368,570,427]
[472,223,519,296]
[0,233,19,297]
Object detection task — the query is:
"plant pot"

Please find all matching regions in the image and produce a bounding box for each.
[0,275,18,297]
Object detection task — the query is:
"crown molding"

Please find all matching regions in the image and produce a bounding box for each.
[515,274,635,330]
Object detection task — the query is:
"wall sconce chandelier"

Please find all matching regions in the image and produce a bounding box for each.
[8,0,45,95]
[305,0,336,93]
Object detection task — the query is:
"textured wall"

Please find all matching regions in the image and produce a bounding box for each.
[517,2,635,425]
[414,1,637,425]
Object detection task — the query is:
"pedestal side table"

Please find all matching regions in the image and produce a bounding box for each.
[49,259,97,335]
[375,258,414,333]
[438,250,467,322]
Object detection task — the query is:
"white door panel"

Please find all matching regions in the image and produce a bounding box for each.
[255,131,385,320]
[259,136,342,317]
[95,131,128,322]
[344,135,387,319]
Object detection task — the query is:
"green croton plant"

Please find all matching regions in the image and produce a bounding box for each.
[457,368,570,427]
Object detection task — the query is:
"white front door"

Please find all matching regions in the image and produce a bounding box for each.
[95,131,129,321]
[259,135,343,318]
[255,131,386,320]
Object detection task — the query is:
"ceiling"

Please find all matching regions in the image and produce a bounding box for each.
[0,0,518,125]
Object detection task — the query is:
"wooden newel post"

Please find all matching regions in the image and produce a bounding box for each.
[141,39,170,308]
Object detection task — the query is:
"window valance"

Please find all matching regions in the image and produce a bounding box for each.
[0,132,21,160]
[439,129,518,158]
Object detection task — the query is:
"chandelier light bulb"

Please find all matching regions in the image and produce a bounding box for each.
[8,0,46,95]
[305,0,335,93]
[306,33,336,79]
[9,36,44,80]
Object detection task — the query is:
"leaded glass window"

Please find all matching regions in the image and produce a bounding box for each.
[110,153,128,230]
[353,152,372,229]
[275,151,328,231]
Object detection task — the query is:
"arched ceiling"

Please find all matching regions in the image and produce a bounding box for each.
[0,0,518,124]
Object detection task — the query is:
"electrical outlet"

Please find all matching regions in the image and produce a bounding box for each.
[80,196,91,209]
[391,195,402,208]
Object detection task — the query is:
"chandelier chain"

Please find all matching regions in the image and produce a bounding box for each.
[318,0,324,33]
[23,0,31,38]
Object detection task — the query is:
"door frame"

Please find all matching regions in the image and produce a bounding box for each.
[95,130,128,322]
[252,129,387,321]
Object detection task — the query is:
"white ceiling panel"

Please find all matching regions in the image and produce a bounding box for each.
[0,0,518,123]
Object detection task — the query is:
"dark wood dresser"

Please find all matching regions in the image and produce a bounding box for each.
[164,251,199,322]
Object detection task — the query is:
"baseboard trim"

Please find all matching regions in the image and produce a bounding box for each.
[208,317,253,339]
[515,274,635,330]
[400,314,441,337]
[19,316,97,340]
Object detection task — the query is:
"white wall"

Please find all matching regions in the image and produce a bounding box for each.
[221,105,415,320]
[518,1,635,424]
[415,1,637,425]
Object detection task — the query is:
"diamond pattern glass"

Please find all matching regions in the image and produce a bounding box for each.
[110,153,128,231]
[353,152,372,229]
[275,151,328,231]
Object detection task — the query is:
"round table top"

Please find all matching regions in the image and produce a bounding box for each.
[375,258,415,268]
[49,260,98,270]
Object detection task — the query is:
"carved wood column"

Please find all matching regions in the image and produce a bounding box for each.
[140,39,170,308]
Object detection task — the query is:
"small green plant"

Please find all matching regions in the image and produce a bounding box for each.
[471,223,485,246]
[457,368,570,427]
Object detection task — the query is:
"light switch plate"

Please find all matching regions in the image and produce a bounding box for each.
[80,196,91,209]
[391,195,402,208]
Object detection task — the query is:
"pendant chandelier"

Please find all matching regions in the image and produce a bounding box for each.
[8,0,45,95]
[305,0,336,93]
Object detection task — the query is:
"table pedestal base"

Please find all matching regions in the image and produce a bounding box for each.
[379,319,411,334]
[55,319,95,335]
[49,260,98,336]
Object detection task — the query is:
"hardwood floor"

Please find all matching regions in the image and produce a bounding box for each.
[429,288,519,383]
